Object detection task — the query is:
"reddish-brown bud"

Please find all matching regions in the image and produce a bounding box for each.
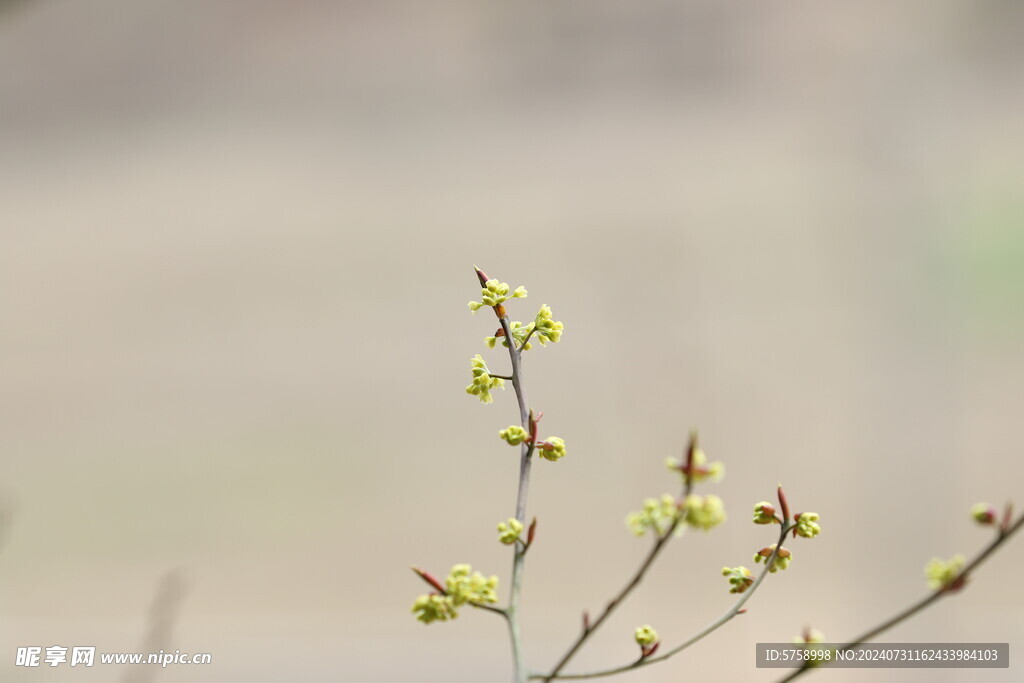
[683,431,698,480]
[777,486,791,523]
[411,566,446,594]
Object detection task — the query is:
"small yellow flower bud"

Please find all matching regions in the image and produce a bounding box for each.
[794,512,821,538]
[970,503,997,526]
[722,566,754,594]
[634,625,659,647]
[683,494,726,531]
[411,594,457,624]
[446,564,499,606]
[753,501,778,525]
[925,555,965,591]
[497,518,524,545]
[538,436,566,462]
[499,426,529,446]
[753,544,792,572]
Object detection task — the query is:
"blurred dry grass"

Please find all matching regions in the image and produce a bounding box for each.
[1,2,1023,681]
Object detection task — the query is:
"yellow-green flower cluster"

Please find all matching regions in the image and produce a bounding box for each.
[683,494,727,531]
[497,518,524,545]
[752,501,778,525]
[499,425,528,445]
[925,554,965,591]
[537,436,567,462]
[531,305,564,345]
[665,448,724,484]
[971,502,997,526]
[634,625,659,647]
[468,280,527,312]
[485,308,564,351]
[754,544,792,572]
[411,593,458,624]
[411,564,500,624]
[794,512,821,538]
[466,354,505,404]
[446,564,499,606]
[627,494,681,537]
[722,566,754,594]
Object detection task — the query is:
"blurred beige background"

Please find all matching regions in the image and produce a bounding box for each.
[2,1,1023,681]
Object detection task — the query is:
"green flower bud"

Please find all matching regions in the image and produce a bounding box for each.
[497,518,524,545]
[794,512,821,538]
[753,502,778,525]
[626,494,681,537]
[499,425,529,446]
[411,594,457,624]
[683,494,726,531]
[446,564,499,606]
[970,503,997,526]
[754,544,792,572]
[925,555,965,591]
[722,566,754,594]
[538,436,566,462]
[634,625,659,647]
[465,354,505,404]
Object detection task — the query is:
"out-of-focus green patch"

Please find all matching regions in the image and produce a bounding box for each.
[961,191,1024,336]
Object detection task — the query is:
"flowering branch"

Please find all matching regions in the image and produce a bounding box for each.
[774,508,1024,682]
[537,485,799,681]
[537,435,701,682]
[412,268,825,683]
[535,522,793,680]
[493,278,537,683]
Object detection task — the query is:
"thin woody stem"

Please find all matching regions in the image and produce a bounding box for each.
[538,438,701,682]
[502,312,533,683]
[473,267,537,682]
[774,511,1024,682]
[536,522,793,680]
[474,265,535,683]
[471,602,509,617]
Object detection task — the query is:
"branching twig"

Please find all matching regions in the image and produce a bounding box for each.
[536,522,794,681]
[537,438,704,682]
[774,511,1024,682]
